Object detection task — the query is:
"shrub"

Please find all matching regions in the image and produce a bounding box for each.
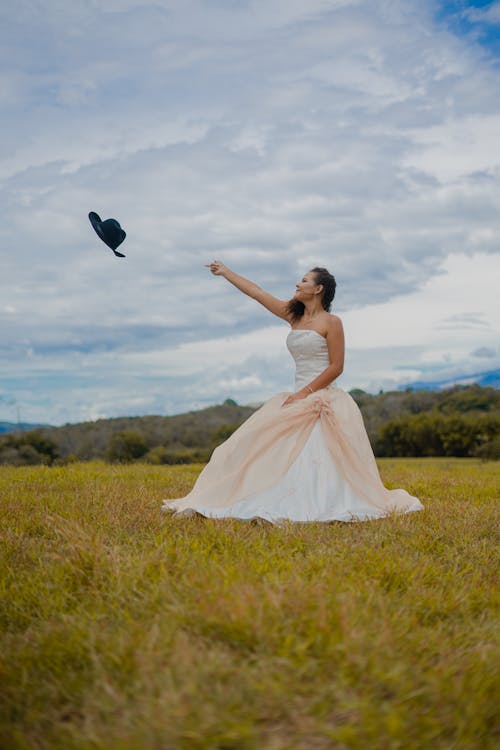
[106,431,149,463]
[143,446,210,465]
[377,412,500,458]
[473,436,500,460]
[0,430,59,465]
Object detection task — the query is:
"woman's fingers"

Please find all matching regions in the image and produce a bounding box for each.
[205,260,224,275]
[282,392,308,407]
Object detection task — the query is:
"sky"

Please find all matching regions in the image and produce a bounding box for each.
[1,0,499,426]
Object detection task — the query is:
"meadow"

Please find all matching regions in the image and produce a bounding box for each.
[0,459,498,750]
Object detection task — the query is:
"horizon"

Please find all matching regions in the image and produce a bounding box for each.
[1,370,498,430]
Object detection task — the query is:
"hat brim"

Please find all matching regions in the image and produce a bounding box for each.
[88,212,106,242]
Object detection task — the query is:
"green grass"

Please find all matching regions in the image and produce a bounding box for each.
[0,459,498,750]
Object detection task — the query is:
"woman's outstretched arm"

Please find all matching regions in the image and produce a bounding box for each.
[206,260,290,320]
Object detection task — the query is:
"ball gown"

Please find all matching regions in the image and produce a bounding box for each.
[162,329,423,523]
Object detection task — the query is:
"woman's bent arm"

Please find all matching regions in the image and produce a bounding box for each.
[207,261,290,320]
[308,316,344,390]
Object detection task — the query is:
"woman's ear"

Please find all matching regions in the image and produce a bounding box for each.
[315,284,323,295]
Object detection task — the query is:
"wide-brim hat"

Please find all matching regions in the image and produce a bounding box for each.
[89,212,126,256]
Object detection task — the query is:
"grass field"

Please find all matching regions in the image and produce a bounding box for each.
[0,459,498,750]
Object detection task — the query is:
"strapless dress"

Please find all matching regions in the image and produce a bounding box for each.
[162,330,423,523]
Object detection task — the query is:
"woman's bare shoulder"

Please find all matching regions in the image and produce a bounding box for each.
[324,312,343,327]
[314,312,343,339]
[323,313,343,338]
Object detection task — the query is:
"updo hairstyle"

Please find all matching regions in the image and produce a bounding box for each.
[286,267,336,321]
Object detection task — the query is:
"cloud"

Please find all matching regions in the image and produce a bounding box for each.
[464,3,500,26]
[471,345,497,358]
[403,114,500,182]
[1,0,500,424]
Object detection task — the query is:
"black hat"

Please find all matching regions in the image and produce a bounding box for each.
[88,212,126,257]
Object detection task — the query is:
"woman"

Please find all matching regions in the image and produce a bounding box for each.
[163,262,423,523]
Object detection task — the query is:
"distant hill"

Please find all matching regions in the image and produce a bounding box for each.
[0,421,51,435]
[400,368,500,391]
[1,386,498,464]
[39,398,257,462]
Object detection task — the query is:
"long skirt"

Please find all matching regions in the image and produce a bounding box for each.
[163,388,423,523]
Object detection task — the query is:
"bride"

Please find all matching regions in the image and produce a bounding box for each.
[163,262,423,523]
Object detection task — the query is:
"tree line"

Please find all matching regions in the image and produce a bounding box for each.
[0,386,498,466]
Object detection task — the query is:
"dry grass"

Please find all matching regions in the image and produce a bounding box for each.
[0,459,498,750]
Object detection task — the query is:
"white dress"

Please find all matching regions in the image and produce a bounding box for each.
[163,330,423,523]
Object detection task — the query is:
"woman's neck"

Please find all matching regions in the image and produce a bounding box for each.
[302,301,323,321]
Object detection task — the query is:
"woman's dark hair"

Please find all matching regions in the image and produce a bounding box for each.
[286,267,336,321]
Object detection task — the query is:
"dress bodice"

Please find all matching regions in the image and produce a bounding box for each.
[286,330,332,390]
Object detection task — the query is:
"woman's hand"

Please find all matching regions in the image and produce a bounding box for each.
[205,260,228,276]
[282,389,310,407]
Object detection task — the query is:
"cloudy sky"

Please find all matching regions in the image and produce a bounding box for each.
[1,0,499,425]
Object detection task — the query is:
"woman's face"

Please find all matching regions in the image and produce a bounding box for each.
[294,271,321,301]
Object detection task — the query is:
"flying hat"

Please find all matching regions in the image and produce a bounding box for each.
[88,212,126,257]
